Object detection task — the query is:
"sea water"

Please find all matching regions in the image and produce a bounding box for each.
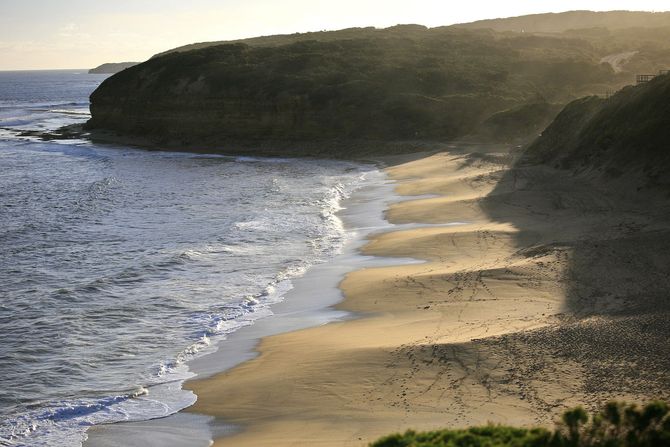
[0,70,375,446]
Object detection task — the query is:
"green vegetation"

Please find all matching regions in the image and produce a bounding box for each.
[157,11,670,57]
[87,24,619,154]
[454,10,670,33]
[457,11,670,80]
[473,101,563,143]
[86,11,670,156]
[524,73,670,188]
[372,426,552,447]
[371,401,670,447]
[155,11,670,82]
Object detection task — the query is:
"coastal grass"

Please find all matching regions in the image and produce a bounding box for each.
[524,73,670,190]
[371,401,670,447]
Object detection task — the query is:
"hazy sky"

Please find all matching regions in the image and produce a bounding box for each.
[1,0,669,70]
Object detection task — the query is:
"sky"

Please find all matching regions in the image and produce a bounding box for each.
[1,0,669,70]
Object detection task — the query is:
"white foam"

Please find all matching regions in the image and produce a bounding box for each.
[49,109,91,116]
[3,379,197,447]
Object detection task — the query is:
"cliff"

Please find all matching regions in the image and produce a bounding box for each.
[86,25,620,156]
[525,74,670,189]
[89,62,140,74]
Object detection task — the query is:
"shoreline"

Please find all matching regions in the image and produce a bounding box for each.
[184,146,670,446]
[183,147,559,447]
[83,158,426,446]
[85,145,670,447]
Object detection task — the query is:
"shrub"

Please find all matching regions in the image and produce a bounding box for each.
[370,401,670,447]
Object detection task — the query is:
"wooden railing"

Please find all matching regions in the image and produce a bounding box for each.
[636,70,670,84]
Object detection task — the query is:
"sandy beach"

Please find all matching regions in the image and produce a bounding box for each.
[6,8,670,446]
[186,146,670,446]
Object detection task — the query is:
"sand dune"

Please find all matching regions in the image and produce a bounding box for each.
[186,148,670,446]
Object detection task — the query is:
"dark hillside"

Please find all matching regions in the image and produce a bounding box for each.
[472,101,563,143]
[525,74,670,189]
[151,25,429,57]
[86,26,617,156]
[157,12,670,57]
[455,12,670,80]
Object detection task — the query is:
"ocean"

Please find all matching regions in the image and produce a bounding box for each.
[0,70,376,446]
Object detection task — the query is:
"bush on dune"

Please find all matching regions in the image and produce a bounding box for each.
[370,401,670,447]
[372,426,552,447]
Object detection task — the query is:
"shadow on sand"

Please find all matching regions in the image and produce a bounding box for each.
[470,143,670,410]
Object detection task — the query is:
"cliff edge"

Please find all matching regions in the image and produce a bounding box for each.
[85,25,617,156]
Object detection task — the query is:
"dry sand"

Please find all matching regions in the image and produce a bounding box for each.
[186,147,670,446]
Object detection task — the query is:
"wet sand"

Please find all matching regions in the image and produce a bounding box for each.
[187,147,670,446]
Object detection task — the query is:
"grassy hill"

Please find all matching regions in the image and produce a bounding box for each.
[524,73,670,189]
[153,11,670,79]
[150,25,417,57]
[456,11,670,78]
[85,11,670,156]
[87,24,621,156]
[454,10,670,33]
[156,11,670,57]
